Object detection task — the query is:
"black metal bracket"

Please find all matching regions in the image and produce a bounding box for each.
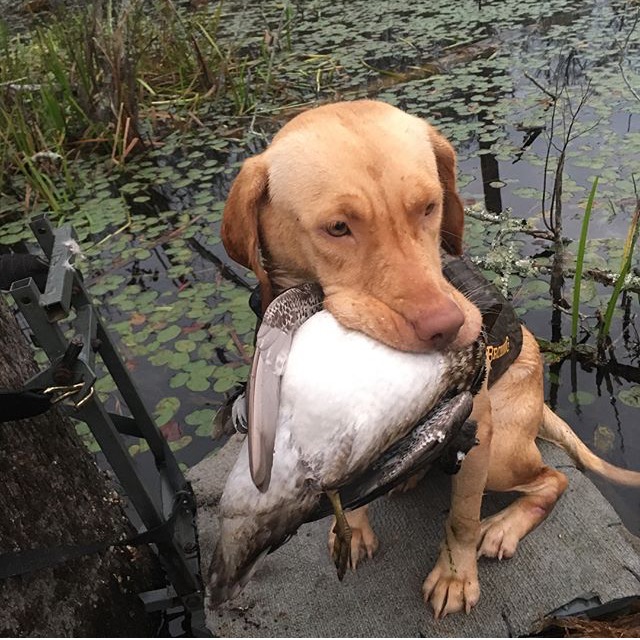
[7,214,210,636]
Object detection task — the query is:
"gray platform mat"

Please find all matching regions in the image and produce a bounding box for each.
[190,439,640,637]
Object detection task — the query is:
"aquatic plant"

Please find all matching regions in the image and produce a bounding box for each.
[0,0,297,207]
[598,189,640,346]
[1,0,639,534]
[571,177,599,347]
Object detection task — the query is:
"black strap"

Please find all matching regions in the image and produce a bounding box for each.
[1,390,53,423]
[0,509,178,580]
[442,253,523,387]
[1,540,122,580]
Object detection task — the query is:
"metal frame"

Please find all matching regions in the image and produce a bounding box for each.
[9,214,208,635]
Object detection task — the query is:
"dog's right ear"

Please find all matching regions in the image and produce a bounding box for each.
[429,128,465,256]
[221,155,274,310]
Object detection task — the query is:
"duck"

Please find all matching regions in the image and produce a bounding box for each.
[207,282,485,607]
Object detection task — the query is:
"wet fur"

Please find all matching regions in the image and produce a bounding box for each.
[220,99,640,617]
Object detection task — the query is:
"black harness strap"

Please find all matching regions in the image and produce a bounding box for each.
[442,253,523,387]
[1,390,53,423]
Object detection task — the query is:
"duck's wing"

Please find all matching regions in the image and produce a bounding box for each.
[248,283,324,492]
[311,392,477,520]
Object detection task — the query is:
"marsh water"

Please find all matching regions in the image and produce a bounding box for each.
[1,0,639,534]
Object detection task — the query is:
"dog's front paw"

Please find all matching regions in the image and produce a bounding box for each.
[422,546,480,618]
[327,506,378,571]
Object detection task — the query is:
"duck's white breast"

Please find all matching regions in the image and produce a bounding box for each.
[278,311,446,476]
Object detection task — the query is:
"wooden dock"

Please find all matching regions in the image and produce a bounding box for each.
[190,438,640,637]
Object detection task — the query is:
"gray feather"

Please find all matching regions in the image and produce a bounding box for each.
[247,283,324,492]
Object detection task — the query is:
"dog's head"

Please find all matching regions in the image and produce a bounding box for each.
[221,100,482,353]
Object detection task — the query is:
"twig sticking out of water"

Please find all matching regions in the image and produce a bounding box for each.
[617,9,640,103]
[523,72,557,101]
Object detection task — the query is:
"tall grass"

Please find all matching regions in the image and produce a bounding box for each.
[0,0,289,209]
[598,195,640,344]
[570,177,640,351]
[571,177,598,346]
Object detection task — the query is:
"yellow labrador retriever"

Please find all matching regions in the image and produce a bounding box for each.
[221,99,640,617]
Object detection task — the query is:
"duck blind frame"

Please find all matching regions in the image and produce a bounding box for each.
[0,214,209,636]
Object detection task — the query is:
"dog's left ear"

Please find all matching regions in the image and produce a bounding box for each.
[429,129,465,255]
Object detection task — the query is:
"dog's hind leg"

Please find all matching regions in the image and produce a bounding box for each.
[478,443,568,560]
[327,505,379,571]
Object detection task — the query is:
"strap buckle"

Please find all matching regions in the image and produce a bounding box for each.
[43,381,95,408]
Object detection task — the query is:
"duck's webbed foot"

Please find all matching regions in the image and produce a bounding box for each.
[326,489,352,580]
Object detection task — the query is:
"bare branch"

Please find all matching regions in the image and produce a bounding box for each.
[618,9,640,102]
[523,72,557,101]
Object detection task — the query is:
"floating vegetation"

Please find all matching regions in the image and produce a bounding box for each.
[0,0,299,208]
[0,0,639,532]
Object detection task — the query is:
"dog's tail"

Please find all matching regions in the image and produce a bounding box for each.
[539,405,640,487]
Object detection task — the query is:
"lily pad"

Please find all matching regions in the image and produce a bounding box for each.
[618,386,640,408]
[593,424,615,455]
[568,391,595,406]
[157,325,182,343]
[169,435,192,452]
[154,396,181,425]
[175,339,197,353]
[186,375,211,393]
[170,371,190,389]
[186,408,217,437]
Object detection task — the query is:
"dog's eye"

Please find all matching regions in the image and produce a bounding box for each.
[424,202,436,216]
[326,221,351,237]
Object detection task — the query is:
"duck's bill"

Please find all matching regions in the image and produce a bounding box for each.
[311,391,477,521]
